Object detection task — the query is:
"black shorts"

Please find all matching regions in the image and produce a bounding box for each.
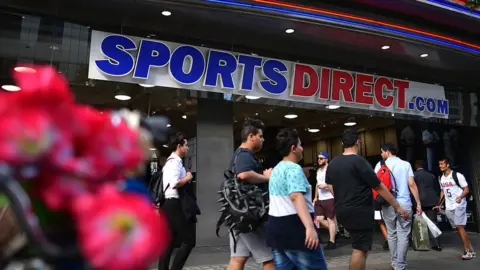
[314,199,336,219]
[347,228,373,252]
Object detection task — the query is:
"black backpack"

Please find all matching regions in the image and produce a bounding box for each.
[215,154,269,251]
[451,171,473,202]
[149,158,174,205]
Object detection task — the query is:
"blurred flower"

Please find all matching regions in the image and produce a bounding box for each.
[73,184,171,270]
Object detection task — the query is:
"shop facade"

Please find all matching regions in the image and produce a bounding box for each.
[1,0,480,245]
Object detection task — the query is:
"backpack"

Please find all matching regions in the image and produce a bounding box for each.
[215,153,269,252]
[149,157,174,206]
[373,160,397,205]
[451,171,473,202]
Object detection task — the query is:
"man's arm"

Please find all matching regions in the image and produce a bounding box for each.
[433,190,444,210]
[314,184,319,201]
[237,171,269,184]
[327,184,334,195]
[374,183,402,212]
[456,173,470,203]
[174,172,193,188]
[408,176,422,214]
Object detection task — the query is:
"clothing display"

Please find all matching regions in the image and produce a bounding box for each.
[422,129,439,172]
[443,128,459,168]
[400,125,415,164]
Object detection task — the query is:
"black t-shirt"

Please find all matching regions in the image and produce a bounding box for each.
[326,154,380,230]
[230,148,266,191]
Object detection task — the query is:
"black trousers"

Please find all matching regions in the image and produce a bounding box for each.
[158,198,196,270]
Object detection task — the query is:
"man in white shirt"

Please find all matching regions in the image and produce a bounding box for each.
[313,152,336,250]
[158,132,195,270]
[434,157,475,260]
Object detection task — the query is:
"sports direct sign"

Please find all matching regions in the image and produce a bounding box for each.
[88,30,449,118]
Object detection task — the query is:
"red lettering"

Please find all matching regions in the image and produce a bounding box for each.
[374,77,394,108]
[331,70,354,102]
[291,64,319,97]
[355,74,374,105]
[394,80,409,109]
[319,67,331,100]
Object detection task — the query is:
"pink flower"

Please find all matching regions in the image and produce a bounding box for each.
[73,184,171,270]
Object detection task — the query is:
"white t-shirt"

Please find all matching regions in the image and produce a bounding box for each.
[316,167,334,200]
[440,171,468,210]
[162,153,187,199]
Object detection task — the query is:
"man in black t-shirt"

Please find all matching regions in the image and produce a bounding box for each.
[227,118,274,270]
[326,128,407,270]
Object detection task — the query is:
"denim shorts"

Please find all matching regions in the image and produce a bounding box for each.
[272,247,327,270]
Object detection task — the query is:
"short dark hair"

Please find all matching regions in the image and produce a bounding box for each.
[169,132,187,152]
[415,160,425,168]
[240,117,265,142]
[380,142,398,155]
[439,157,450,165]
[276,128,300,157]
[342,128,359,148]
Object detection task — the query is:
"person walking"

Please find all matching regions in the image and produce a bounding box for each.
[313,152,336,250]
[434,157,476,260]
[326,128,408,270]
[227,118,274,270]
[413,160,442,251]
[267,128,327,270]
[158,132,196,270]
[374,143,422,270]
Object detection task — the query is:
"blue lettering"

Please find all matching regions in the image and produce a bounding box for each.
[260,59,288,95]
[169,46,205,85]
[437,99,449,115]
[133,40,171,79]
[204,50,237,89]
[96,35,136,76]
[415,96,425,112]
[426,98,436,113]
[238,55,262,91]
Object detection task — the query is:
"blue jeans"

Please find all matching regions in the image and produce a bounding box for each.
[273,247,328,270]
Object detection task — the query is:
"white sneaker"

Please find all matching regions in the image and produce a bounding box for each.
[462,250,475,260]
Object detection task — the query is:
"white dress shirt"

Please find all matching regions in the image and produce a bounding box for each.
[162,153,186,199]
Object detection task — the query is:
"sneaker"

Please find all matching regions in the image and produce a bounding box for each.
[470,250,476,258]
[383,240,389,250]
[324,241,336,250]
[462,250,475,260]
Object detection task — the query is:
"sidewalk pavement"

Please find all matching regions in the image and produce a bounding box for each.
[174,231,480,270]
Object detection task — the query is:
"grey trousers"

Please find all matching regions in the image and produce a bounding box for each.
[382,205,413,270]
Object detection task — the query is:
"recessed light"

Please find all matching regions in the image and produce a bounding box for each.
[182,115,187,119]
[114,94,131,101]
[14,66,36,73]
[166,124,171,127]
[139,83,155,88]
[1,85,21,91]
[381,45,390,50]
[284,114,298,119]
[344,117,356,126]
[150,148,156,151]
[391,113,395,117]
[245,95,261,100]
[255,112,259,116]
[162,144,168,148]
[420,53,429,58]
[326,105,340,110]
[162,11,172,16]
[285,28,295,34]
[308,128,320,133]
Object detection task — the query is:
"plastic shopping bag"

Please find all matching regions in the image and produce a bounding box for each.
[412,214,430,251]
[421,212,442,238]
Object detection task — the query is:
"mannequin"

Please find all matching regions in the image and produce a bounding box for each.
[422,125,439,172]
[401,124,415,165]
[443,128,459,168]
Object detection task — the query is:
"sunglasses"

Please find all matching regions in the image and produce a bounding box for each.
[318,157,326,160]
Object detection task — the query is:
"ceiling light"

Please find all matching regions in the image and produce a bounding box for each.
[162,144,168,148]
[420,53,429,58]
[162,11,172,16]
[1,85,21,91]
[182,115,187,119]
[326,105,340,110]
[166,124,171,127]
[139,83,155,88]
[245,95,261,100]
[391,113,395,117]
[14,66,36,73]
[284,114,298,119]
[381,45,390,50]
[255,112,259,116]
[344,117,356,127]
[114,94,131,101]
[308,128,320,133]
[150,148,156,151]
[285,28,295,34]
